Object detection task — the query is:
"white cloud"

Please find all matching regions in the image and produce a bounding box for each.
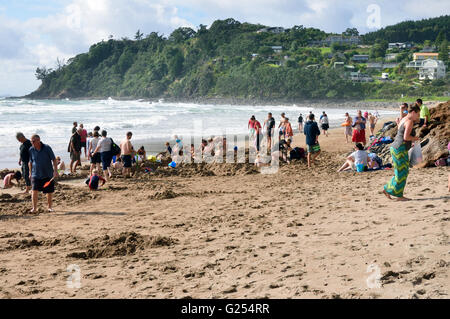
[0,0,448,96]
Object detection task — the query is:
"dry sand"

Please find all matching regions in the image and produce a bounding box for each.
[0,119,448,299]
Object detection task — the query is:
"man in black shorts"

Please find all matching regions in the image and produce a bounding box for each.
[28,134,58,213]
[16,132,32,193]
[69,128,82,174]
[264,112,275,153]
[120,131,134,177]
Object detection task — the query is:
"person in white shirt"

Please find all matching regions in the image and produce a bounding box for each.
[337,143,369,172]
[88,131,101,175]
[92,130,113,181]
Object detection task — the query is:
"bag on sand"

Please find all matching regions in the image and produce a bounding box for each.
[110,138,121,156]
[408,143,423,166]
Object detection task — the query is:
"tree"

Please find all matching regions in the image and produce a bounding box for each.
[343,28,359,36]
[435,30,446,46]
[35,67,52,81]
[169,27,196,43]
[438,39,448,63]
[134,29,144,41]
[55,57,66,71]
[370,40,388,58]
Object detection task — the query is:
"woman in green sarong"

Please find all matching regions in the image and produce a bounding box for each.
[383,104,420,201]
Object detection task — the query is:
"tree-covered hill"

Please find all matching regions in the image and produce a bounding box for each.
[28,17,449,100]
[362,15,450,44]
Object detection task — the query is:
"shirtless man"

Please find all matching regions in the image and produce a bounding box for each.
[368,113,377,137]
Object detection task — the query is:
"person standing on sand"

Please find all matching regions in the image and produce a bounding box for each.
[248,115,256,139]
[79,124,88,158]
[16,132,32,193]
[72,122,78,134]
[352,110,367,145]
[88,131,101,175]
[284,117,293,141]
[69,128,82,174]
[417,98,430,128]
[28,135,58,213]
[278,112,286,141]
[368,113,377,137]
[396,103,408,125]
[263,112,275,153]
[304,113,321,168]
[120,131,134,177]
[383,104,420,201]
[92,130,113,181]
[343,113,352,143]
[298,113,303,133]
[319,111,329,137]
[253,117,262,152]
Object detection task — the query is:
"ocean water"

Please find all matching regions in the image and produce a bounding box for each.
[0,97,396,169]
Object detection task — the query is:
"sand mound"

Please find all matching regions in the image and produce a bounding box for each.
[0,232,78,252]
[66,232,177,259]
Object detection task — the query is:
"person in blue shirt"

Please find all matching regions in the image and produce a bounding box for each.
[85,169,106,190]
[28,134,58,213]
[303,113,321,168]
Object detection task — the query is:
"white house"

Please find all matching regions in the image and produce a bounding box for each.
[257,27,285,34]
[271,46,283,53]
[418,59,446,80]
[388,42,412,49]
[385,53,398,61]
[351,55,369,62]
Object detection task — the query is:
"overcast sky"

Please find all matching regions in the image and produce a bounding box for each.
[0,0,448,96]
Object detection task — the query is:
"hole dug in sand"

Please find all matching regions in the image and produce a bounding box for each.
[67,232,177,259]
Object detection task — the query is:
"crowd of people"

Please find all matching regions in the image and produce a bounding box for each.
[2,98,447,212]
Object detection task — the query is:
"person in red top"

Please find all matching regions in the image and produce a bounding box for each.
[284,117,293,140]
[79,123,88,158]
[253,117,262,152]
[248,115,256,139]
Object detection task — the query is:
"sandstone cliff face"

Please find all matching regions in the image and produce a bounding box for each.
[371,100,449,167]
[416,100,450,168]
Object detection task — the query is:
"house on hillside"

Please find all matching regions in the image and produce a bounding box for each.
[418,59,446,80]
[348,71,373,82]
[271,46,283,53]
[333,62,345,68]
[406,60,424,69]
[257,27,285,34]
[310,35,361,46]
[385,53,398,61]
[413,52,439,61]
[305,64,321,70]
[420,46,437,53]
[351,54,369,62]
[388,42,412,50]
[367,62,399,70]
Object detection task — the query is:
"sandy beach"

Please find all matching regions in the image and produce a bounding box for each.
[0,118,448,299]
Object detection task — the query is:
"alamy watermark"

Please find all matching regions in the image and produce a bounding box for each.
[366,4,381,29]
[165,119,281,174]
[67,264,81,289]
[366,263,382,289]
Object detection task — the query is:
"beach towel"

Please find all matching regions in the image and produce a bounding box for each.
[384,145,409,197]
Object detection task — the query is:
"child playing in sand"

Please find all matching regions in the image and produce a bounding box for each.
[2,171,22,189]
[56,156,66,173]
[85,169,106,190]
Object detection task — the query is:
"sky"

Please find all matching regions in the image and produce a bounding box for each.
[0,0,448,96]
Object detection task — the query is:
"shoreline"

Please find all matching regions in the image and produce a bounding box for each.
[8,95,444,108]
